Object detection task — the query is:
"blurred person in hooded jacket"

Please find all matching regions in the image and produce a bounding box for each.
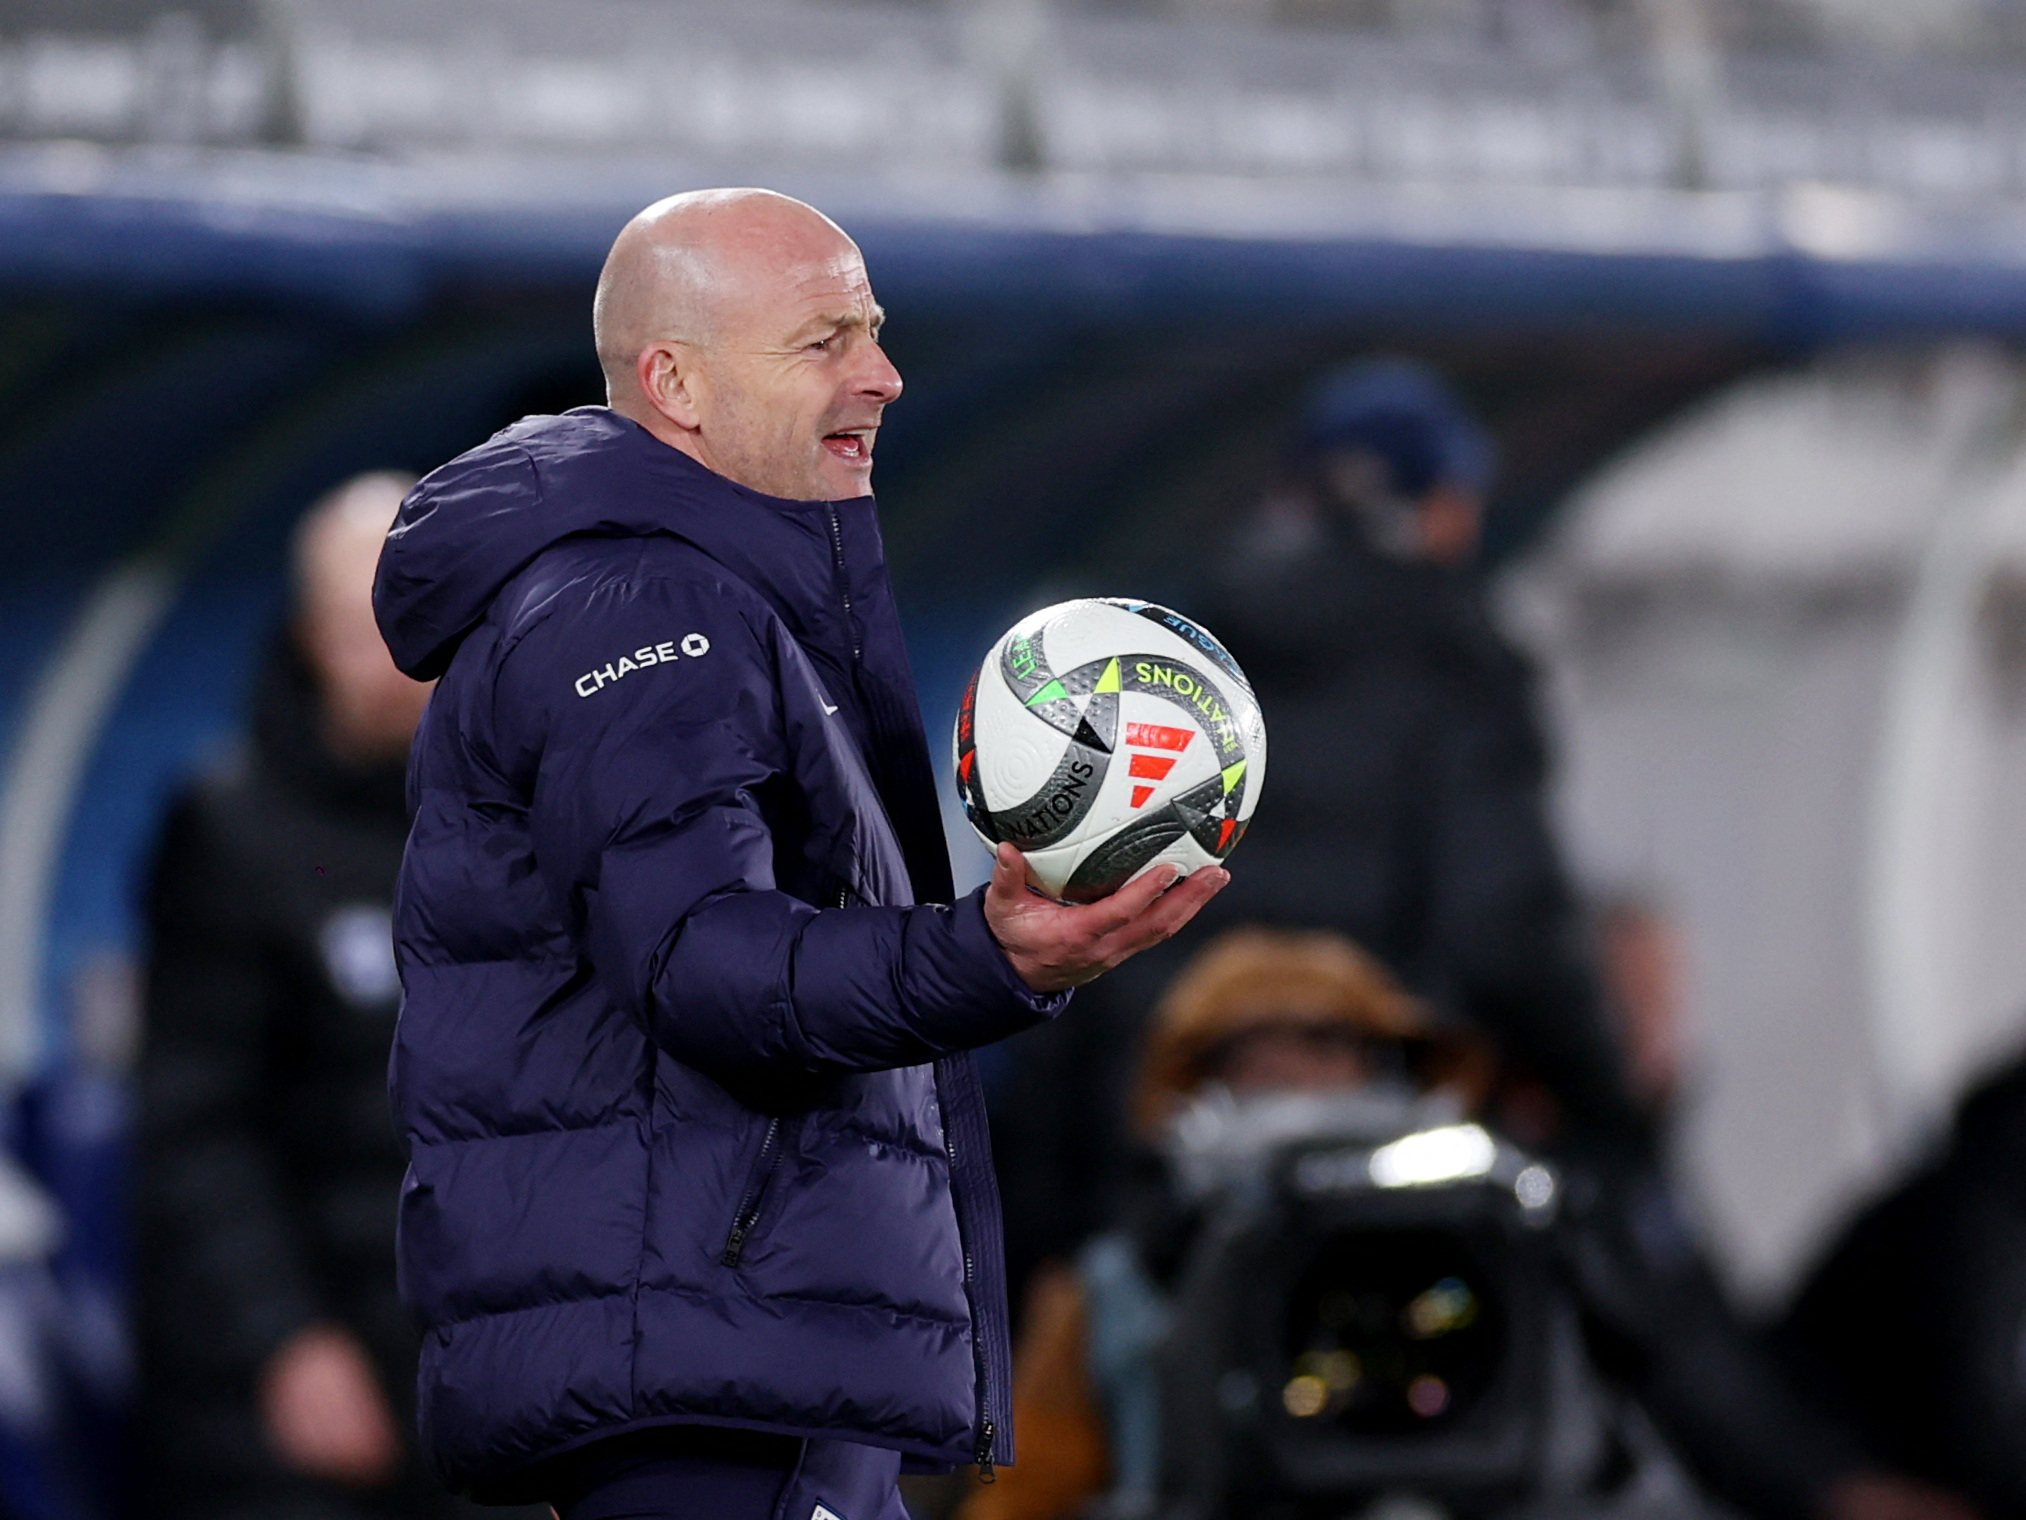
[1775,1050,2026,1518]
[1187,359,1638,1140]
[960,927,1978,1520]
[131,473,510,1520]
[992,360,1647,1309]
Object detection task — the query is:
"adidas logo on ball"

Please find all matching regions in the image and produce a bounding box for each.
[955,598,1266,903]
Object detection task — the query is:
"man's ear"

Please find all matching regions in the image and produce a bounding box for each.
[636,342,703,433]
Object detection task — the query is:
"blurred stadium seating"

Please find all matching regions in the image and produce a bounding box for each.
[6,0,2026,195]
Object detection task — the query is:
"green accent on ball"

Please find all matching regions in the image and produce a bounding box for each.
[1094,658,1122,695]
[1025,678,1070,707]
[1221,760,1247,795]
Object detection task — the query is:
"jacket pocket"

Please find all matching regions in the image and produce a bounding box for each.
[721,1116,786,1267]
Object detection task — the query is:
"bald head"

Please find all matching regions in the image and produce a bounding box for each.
[294,472,413,622]
[595,189,855,392]
[294,472,433,761]
[592,187,903,500]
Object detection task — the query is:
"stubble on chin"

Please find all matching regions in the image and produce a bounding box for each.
[784,451,848,502]
[791,436,871,502]
[816,462,873,502]
[708,425,812,500]
[706,408,869,499]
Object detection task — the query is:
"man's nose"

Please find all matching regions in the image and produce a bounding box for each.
[855,341,903,405]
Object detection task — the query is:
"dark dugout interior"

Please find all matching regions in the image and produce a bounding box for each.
[10,192,2013,1065]
[0,263,1758,1016]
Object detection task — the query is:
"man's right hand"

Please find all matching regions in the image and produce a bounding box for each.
[983,841,1228,993]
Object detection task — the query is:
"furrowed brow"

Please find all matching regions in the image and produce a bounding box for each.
[826,304,885,334]
[787,303,886,345]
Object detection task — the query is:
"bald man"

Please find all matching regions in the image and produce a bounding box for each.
[372,190,1225,1520]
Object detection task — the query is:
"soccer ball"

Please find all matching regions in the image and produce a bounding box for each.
[954,598,1266,903]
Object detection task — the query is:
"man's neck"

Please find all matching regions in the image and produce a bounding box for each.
[609,395,707,465]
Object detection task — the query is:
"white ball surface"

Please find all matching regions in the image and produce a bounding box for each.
[954,598,1266,902]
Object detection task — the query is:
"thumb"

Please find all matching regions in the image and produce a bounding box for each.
[988,842,1027,899]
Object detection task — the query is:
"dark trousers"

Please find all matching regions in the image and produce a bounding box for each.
[550,1429,906,1520]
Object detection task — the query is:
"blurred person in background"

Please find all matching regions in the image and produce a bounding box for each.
[131,474,503,1520]
[963,927,1976,1520]
[993,360,1647,1311]
[960,927,1485,1520]
[1193,358,1639,1143]
[1774,1050,2026,1517]
[1591,894,1692,1124]
[1474,889,1691,1173]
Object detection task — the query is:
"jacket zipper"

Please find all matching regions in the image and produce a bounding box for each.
[721,1116,784,1267]
[825,506,862,662]
[946,1116,997,1481]
[830,506,993,1473]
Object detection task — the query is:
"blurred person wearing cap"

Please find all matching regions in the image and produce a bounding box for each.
[1197,358,1638,1142]
[132,474,521,1519]
[993,360,1645,1317]
[958,925,1486,1520]
[959,925,1977,1520]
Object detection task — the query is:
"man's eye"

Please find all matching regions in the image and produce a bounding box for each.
[808,337,832,352]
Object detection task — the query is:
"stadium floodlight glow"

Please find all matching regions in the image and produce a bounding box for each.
[1367,1124,1499,1189]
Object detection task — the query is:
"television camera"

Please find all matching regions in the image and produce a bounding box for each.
[1150,1090,1610,1520]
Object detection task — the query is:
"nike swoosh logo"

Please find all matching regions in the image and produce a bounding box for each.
[820,700,839,716]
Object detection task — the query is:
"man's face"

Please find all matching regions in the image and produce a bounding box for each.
[1314,449,1483,566]
[686,244,902,501]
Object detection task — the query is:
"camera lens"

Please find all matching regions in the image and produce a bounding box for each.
[1277,1227,1503,1436]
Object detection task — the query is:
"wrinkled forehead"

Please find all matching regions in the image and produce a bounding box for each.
[715,233,877,335]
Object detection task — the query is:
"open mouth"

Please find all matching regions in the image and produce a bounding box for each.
[823,431,872,463]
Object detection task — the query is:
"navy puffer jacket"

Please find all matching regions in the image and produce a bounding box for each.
[373,408,1061,1501]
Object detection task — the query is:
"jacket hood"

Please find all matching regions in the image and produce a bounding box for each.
[374,407,876,681]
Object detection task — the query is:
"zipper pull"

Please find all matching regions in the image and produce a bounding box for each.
[721,1227,749,1268]
[975,1418,997,1484]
